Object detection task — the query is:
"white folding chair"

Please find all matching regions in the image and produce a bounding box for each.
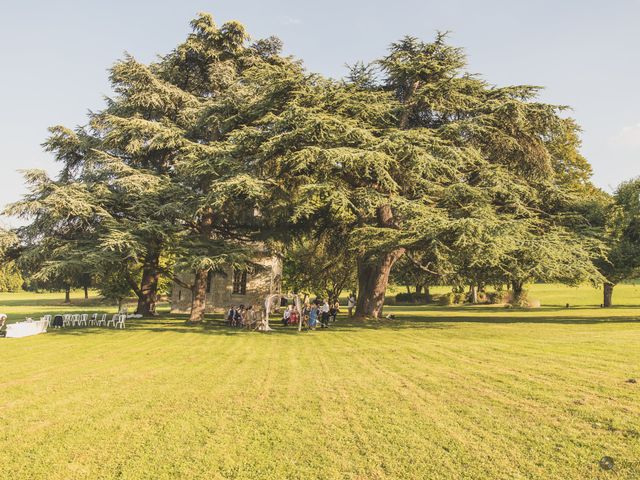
[78,314,88,326]
[97,313,107,327]
[41,315,52,328]
[115,314,126,329]
[106,314,118,328]
[71,314,80,327]
[89,313,97,326]
[63,314,72,328]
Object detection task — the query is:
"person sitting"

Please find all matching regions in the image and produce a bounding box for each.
[289,307,299,326]
[282,305,292,326]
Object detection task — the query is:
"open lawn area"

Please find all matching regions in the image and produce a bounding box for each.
[1,285,640,479]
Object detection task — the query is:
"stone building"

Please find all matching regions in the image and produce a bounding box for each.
[170,252,282,314]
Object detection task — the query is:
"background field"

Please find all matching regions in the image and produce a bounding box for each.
[1,284,639,479]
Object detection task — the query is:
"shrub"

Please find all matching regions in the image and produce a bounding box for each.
[454,292,466,304]
[486,291,508,304]
[395,292,431,304]
[437,292,460,306]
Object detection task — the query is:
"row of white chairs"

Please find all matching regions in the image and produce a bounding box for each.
[42,313,127,329]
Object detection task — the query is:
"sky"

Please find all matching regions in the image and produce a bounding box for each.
[1,0,639,227]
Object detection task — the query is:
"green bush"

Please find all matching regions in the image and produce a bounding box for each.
[395,292,431,304]
[436,292,459,305]
[486,291,507,304]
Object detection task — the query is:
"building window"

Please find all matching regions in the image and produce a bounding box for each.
[206,270,213,293]
[232,269,247,295]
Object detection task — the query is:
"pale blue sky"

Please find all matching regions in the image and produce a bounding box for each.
[1,0,639,226]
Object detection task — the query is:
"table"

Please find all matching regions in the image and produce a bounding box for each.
[5,319,48,338]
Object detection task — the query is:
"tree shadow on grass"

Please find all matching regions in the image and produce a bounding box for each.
[37,307,640,339]
[389,304,640,314]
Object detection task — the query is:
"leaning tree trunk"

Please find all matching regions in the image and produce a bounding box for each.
[354,76,418,318]
[356,248,405,318]
[189,268,209,323]
[603,282,614,308]
[355,204,405,318]
[83,285,89,300]
[136,248,161,316]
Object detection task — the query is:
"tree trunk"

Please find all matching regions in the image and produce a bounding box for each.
[603,283,614,308]
[83,285,89,300]
[470,285,479,304]
[511,280,525,305]
[64,285,71,304]
[136,247,160,316]
[189,268,209,323]
[406,285,411,294]
[399,80,420,129]
[415,284,422,295]
[355,204,405,318]
[187,210,214,322]
[356,249,405,318]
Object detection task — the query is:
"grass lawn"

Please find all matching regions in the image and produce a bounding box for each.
[1,285,639,479]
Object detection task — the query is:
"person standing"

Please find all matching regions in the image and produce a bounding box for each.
[226,305,236,326]
[234,305,245,328]
[329,301,339,323]
[347,293,356,317]
[302,302,311,330]
[319,299,330,328]
[308,304,318,330]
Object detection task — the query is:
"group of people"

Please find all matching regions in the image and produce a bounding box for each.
[224,293,357,332]
[281,299,341,330]
[226,304,261,328]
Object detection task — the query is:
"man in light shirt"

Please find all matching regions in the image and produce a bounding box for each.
[347,293,356,317]
[320,300,330,328]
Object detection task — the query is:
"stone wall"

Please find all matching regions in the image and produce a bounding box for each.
[170,254,282,314]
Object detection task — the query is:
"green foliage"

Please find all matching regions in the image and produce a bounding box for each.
[5,13,302,316]
[391,254,440,294]
[3,12,612,314]
[596,177,640,285]
[394,292,431,304]
[283,231,356,300]
[0,262,23,292]
[96,268,134,309]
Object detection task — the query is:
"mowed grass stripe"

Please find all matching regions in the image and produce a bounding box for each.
[2,285,640,479]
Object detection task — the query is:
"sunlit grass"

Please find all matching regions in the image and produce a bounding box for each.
[1,284,639,479]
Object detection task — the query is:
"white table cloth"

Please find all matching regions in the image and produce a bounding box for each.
[5,319,48,338]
